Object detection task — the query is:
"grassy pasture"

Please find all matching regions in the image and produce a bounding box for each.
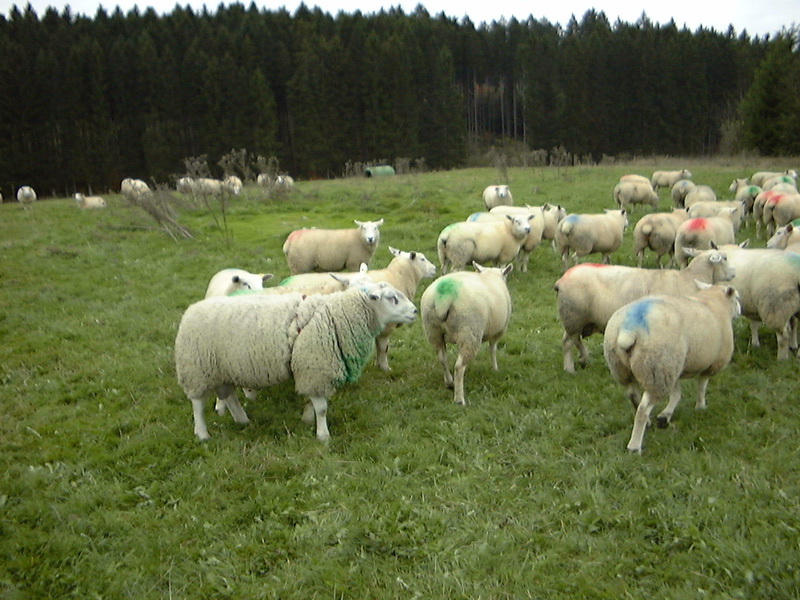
[1,161,799,599]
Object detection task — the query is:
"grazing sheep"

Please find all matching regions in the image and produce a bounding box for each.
[682,184,717,208]
[673,217,736,268]
[650,169,692,191]
[283,219,384,274]
[421,262,513,405]
[603,282,741,453]
[751,170,797,187]
[554,248,735,373]
[176,283,418,441]
[121,178,150,197]
[16,186,36,209]
[193,178,223,196]
[734,183,762,218]
[256,174,272,189]
[632,209,689,267]
[717,244,800,359]
[437,214,531,274]
[619,174,651,185]
[687,201,744,232]
[761,192,800,236]
[176,177,194,194]
[274,175,294,192]
[555,210,628,270]
[671,179,697,208]
[204,268,274,299]
[222,175,243,196]
[482,185,513,210]
[762,175,797,191]
[613,181,659,212]
[73,193,107,209]
[478,207,544,272]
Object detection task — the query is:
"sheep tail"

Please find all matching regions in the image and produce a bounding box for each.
[641,223,653,236]
[616,330,637,353]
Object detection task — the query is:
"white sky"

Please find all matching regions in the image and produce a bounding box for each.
[2,0,796,38]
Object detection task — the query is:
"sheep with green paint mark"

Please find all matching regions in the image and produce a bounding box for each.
[603,282,740,453]
[204,268,274,299]
[175,282,417,441]
[283,219,384,274]
[421,262,513,405]
[437,215,531,274]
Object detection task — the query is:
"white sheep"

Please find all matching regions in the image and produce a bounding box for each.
[194,178,223,196]
[619,174,651,185]
[204,268,274,299]
[671,179,696,208]
[761,174,797,191]
[176,177,194,194]
[283,219,384,274]
[716,244,800,360]
[479,207,544,272]
[603,282,741,453]
[482,185,513,210]
[766,222,800,253]
[613,181,659,212]
[175,283,418,441]
[554,248,736,373]
[73,193,107,209]
[121,178,150,197]
[673,217,736,268]
[687,201,744,232]
[632,208,689,267]
[734,183,762,218]
[274,175,294,192]
[256,174,272,189]
[682,184,717,208]
[437,214,531,274]
[751,170,797,187]
[555,209,628,270]
[540,203,568,245]
[16,186,36,209]
[650,169,692,191]
[420,262,513,405]
[761,192,800,236]
[222,175,243,196]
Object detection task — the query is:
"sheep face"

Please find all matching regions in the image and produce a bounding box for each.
[389,246,437,278]
[355,219,384,247]
[365,283,418,326]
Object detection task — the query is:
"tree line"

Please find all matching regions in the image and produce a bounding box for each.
[0,2,796,197]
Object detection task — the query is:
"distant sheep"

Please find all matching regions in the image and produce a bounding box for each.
[283,219,384,274]
[73,193,107,210]
[421,262,513,405]
[482,185,513,210]
[256,174,272,189]
[632,209,689,267]
[673,217,735,268]
[751,170,797,187]
[437,214,532,274]
[761,192,800,236]
[554,248,735,373]
[222,175,243,196]
[682,184,717,208]
[121,178,150,197]
[603,282,741,452]
[650,169,692,191]
[16,186,36,209]
[176,177,194,194]
[613,181,659,211]
[274,175,294,192]
[619,174,651,185]
[175,283,418,441]
[555,210,628,270]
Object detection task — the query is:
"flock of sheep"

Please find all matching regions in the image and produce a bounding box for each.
[172,169,800,453]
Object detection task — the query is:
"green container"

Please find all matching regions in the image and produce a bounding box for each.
[365,165,395,177]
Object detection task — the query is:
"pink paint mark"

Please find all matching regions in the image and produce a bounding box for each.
[287,229,310,243]
[687,218,709,231]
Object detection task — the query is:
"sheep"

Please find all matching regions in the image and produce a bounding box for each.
[554,248,735,373]
[478,206,544,272]
[766,221,800,253]
[650,169,692,191]
[222,175,243,196]
[437,214,531,274]
[274,175,294,192]
[276,263,374,295]
[682,184,717,208]
[762,174,797,191]
[729,178,749,193]
[121,178,150,197]
[283,219,384,274]
[687,201,744,232]
[619,174,651,185]
[671,179,696,208]
[540,203,568,245]
[751,170,797,187]
[613,181,659,212]
[632,208,689,267]
[673,217,736,268]
[716,244,800,360]
[734,183,762,218]
[420,262,513,405]
[193,178,223,196]
[256,174,272,189]
[176,177,194,194]
[204,268,274,299]
[603,282,741,453]
[555,209,628,270]
[16,186,36,209]
[73,193,107,209]
[176,282,418,441]
[761,192,800,236]
[482,185,513,210]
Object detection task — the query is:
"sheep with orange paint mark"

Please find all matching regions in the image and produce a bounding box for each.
[673,216,736,268]
[283,219,384,274]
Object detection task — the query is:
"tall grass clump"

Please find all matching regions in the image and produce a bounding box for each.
[1,160,799,599]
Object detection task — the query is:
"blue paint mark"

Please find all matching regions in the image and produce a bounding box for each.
[563,214,580,225]
[467,212,485,222]
[621,298,661,334]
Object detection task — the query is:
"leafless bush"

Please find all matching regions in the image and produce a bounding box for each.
[124,184,193,241]
[219,148,254,181]
[183,155,211,179]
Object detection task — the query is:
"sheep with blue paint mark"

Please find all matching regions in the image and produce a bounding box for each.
[421,262,513,405]
[555,209,628,270]
[603,282,741,453]
[175,282,418,441]
[554,248,735,373]
[437,214,532,274]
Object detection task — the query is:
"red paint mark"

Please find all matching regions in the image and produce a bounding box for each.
[287,229,309,243]
[687,218,709,231]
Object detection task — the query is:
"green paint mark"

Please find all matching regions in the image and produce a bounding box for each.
[278,276,295,286]
[229,288,257,296]
[441,223,460,235]
[435,277,461,301]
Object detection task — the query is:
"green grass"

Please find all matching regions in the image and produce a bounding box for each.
[2,161,799,599]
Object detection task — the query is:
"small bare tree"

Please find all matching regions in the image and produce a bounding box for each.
[124,184,193,241]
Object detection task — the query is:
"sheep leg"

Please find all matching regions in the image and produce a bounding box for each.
[191,398,211,441]
[214,398,228,416]
[376,334,391,371]
[222,393,250,425]
[489,341,499,370]
[627,391,657,453]
[776,324,792,360]
[453,353,469,405]
[749,320,761,348]
[301,401,315,425]
[436,346,454,388]
[307,396,330,442]
[695,377,710,410]
[625,384,642,409]
[243,388,258,400]
[562,332,578,374]
[656,387,683,428]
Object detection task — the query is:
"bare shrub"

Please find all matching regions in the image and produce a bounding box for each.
[124,184,193,241]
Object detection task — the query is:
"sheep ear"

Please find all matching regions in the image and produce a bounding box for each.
[389,246,400,256]
[472,261,486,272]
[359,263,369,274]
[694,279,713,290]
[409,251,417,259]
[354,220,363,226]
[739,239,750,248]
[375,218,384,226]
[330,273,349,284]
[725,286,737,298]
[502,264,514,277]
[709,240,718,250]
[787,224,794,233]
[542,202,551,210]
[232,275,242,283]
[260,273,274,283]
[683,247,699,257]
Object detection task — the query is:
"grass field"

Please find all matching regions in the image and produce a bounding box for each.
[1,161,799,599]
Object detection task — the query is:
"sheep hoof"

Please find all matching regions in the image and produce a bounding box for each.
[626,445,642,454]
[656,415,670,429]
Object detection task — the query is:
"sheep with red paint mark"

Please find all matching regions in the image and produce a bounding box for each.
[632,208,689,267]
[283,219,384,274]
[673,217,736,268]
[555,210,628,270]
[603,282,741,453]
[421,262,513,405]
[687,201,744,232]
[761,192,800,237]
[553,248,735,373]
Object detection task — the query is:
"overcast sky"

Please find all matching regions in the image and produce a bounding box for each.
[2,0,796,38]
